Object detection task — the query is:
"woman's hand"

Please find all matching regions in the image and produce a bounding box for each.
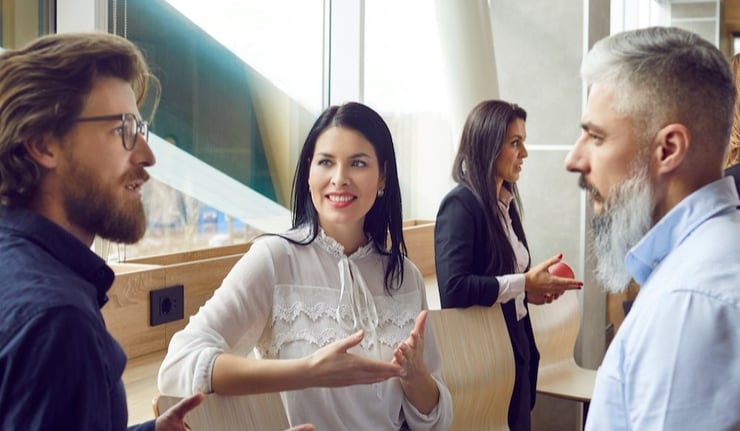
[306,329,405,387]
[391,310,439,414]
[524,253,582,299]
[527,291,562,305]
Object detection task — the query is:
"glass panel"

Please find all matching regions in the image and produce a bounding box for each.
[104,0,323,260]
[671,2,715,19]
[672,20,717,44]
[1,0,53,48]
[364,0,455,218]
[669,1,718,46]
[162,0,324,113]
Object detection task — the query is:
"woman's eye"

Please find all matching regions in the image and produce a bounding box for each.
[352,160,367,167]
[317,159,332,166]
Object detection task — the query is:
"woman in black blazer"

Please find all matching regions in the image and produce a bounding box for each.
[434,100,582,431]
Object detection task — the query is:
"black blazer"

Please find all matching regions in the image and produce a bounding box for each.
[434,185,540,415]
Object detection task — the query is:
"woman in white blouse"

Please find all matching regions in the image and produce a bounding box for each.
[158,102,453,430]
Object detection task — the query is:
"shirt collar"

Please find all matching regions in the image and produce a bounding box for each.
[315,227,374,260]
[0,206,114,307]
[498,186,514,210]
[625,177,739,286]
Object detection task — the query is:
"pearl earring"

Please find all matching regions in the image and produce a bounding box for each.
[377,189,385,197]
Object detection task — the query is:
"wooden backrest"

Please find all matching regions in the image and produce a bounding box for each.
[126,242,252,266]
[154,392,290,431]
[528,290,596,405]
[428,305,515,431]
[528,290,581,369]
[404,220,436,277]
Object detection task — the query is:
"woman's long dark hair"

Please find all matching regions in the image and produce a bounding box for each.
[452,100,530,275]
[288,102,407,293]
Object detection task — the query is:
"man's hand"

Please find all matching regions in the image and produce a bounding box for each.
[154,392,313,431]
[154,392,204,431]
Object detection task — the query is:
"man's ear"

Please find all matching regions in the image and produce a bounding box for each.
[23,137,61,169]
[653,123,689,175]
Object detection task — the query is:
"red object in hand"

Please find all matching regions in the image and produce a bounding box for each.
[549,261,575,279]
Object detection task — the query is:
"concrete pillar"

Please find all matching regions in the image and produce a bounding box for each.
[577,0,611,371]
[433,0,498,140]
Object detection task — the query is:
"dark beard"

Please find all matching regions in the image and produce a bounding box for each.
[63,160,148,244]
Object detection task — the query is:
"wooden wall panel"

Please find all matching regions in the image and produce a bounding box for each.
[105,267,168,359]
[162,254,243,346]
[127,242,250,266]
[726,0,740,27]
[104,252,244,359]
[403,220,436,277]
[725,0,740,53]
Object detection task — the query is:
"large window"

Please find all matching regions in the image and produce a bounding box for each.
[611,0,720,47]
[364,0,455,218]
[0,0,54,48]
[102,0,328,259]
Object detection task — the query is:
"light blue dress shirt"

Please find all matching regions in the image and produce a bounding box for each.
[586,177,740,431]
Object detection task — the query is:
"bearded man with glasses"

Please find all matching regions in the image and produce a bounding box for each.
[0,32,203,430]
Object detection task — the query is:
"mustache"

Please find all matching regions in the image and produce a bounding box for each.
[578,175,603,202]
[123,167,150,184]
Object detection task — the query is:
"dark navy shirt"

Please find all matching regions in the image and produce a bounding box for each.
[0,206,154,431]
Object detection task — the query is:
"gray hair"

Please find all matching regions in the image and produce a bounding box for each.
[582,26,735,157]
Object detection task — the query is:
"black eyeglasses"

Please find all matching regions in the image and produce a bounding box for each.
[75,113,149,151]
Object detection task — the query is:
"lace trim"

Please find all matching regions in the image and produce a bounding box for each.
[315,228,375,260]
[259,286,421,357]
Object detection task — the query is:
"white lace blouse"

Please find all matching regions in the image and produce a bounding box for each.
[157,228,453,430]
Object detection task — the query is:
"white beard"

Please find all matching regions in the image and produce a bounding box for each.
[591,166,654,293]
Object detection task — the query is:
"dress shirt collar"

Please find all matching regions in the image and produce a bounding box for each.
[0,205,114,307]
[625,177,740,286]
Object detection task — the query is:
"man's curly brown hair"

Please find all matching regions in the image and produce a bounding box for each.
[0,32,153,207]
